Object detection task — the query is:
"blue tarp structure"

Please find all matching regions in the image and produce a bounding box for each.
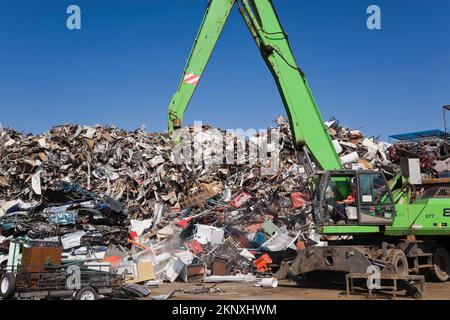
[389,129,447,141]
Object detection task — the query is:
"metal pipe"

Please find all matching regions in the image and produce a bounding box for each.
[237,2,261,49]
[241,0,266,45]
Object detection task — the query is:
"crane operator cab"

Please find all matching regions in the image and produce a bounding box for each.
[313,170,396,228]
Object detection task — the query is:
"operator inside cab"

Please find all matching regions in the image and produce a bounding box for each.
[331,179,357,225]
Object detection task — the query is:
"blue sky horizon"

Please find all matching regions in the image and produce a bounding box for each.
[1,0,449,139]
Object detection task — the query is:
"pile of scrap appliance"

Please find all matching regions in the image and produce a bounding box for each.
[1,0,449,300]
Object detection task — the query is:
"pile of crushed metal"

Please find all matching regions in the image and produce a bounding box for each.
[388,137,450,179]
[0,118,446,299]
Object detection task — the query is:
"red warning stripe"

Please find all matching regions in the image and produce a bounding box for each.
[184,73,200,86]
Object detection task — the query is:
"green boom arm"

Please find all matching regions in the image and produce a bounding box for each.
[167,0,343,172]
[167,0,235,132]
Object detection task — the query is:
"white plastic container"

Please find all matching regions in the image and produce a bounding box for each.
[340,152,359,164]
[345,206,358,220]
[260,278,278,288]
[332,140,343,154]
[194,224,225,245]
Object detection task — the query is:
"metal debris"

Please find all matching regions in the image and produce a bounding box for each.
[0,118,412,299]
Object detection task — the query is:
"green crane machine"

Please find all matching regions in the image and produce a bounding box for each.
[167,0,450,282]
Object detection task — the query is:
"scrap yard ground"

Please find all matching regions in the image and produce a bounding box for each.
[146,279,450,300]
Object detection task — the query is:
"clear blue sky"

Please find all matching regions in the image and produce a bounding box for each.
[1,0,449,139]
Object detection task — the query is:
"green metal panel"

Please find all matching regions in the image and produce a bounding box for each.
[385,199,450,236]
[322,199,450,236]
[322,225,380,234]
[391,204,425,228]
[408,198,450,234]
[168,0,235,133]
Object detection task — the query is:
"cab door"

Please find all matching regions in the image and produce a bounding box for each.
[357,172,395,225]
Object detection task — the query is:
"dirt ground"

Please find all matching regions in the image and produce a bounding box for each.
[145,278,450,300]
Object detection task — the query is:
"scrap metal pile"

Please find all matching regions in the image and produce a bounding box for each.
[325,118,396,176]
[0,117,400,295]
[388,138,450,179]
